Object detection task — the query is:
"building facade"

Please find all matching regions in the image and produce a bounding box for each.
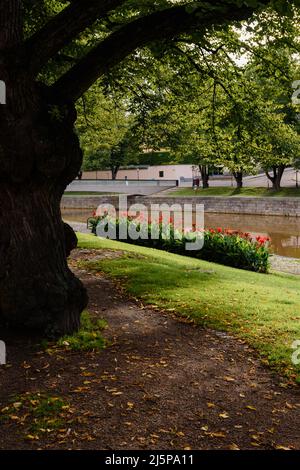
[82,165,200,182]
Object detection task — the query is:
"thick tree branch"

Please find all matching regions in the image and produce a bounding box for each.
[52,2,270,102]
[0,0,22,50]
[24,0,126,76]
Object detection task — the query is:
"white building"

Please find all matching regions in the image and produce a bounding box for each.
[82,165,200,182]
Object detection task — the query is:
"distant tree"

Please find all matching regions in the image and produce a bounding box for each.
[171,119,219,189]
[84,130,141,179]
[255,116,300,189]
[76,85,141,179]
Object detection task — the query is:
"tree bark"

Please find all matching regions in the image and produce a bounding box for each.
[199,165,209,189]
[265,165,285,191]
[0,185,87,335]
[111,165,119,180]
[0,69,88,334]
[233,171,243,188]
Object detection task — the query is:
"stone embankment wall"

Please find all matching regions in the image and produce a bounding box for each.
[61,195,300,217]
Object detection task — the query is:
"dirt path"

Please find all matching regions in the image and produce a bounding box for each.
[1,248,300,450]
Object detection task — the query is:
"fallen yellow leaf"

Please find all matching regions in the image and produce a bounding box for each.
[246,405,256,411]
[223,376,235,382]
[228,443,240,450]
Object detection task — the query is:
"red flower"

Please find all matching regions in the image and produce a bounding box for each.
[217,227,222,233]
[255,235,269,245]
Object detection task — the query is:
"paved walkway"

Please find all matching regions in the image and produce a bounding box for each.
[67,221,90,234]
[270,255,300,276]
[66,181,176,196]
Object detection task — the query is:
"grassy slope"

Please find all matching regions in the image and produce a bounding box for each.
[77,233,300,382]
[170,187,300,197]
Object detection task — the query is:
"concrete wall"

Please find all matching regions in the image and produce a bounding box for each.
[66,179,176,196]
[61,195,300,217]
[82,165,197,181]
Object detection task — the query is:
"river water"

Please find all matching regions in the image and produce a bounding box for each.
[62,209,300,259]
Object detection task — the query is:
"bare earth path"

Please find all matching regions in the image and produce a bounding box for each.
[1,248,300,450]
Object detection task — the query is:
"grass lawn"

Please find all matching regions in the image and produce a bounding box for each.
[77,233,300,383]
[170,187,300,198]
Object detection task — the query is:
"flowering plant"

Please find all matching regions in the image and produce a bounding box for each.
[88,212,271,273]
[199,228,270,273]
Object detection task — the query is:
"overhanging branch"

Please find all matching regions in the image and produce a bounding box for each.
[24,0,126,76]
[52,2,268,102]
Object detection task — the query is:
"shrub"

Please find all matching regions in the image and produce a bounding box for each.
[197,229,270,273]
[88,214,270,273]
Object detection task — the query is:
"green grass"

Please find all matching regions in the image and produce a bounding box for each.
[170,187,300,198]
[57,311,107,351]
[77,233,300,383]
[0,392,71,439]
[41,311,107,352]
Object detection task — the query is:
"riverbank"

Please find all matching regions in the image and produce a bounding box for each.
[269,255,300,276]
[169,187,300,198]
[66,221,300,276]
[61,194,300,217]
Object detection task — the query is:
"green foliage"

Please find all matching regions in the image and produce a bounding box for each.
[25,1,300,183]
[88,216,270,272]
[76,84,141,175]
[138,151,172,165]
[199,229,270,273]
[105,11,300,185]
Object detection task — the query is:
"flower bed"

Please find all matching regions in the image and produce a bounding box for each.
[199,228,270,273]
[88,212,270,273]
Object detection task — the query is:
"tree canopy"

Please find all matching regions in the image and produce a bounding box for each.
[1,0,300,335]
[19,0,300,103]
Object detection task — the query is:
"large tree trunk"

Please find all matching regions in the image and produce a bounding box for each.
[111,165,119,180]
[265,165,285,191]
[199,165,209,189]
[233,171,243,188]
[0,17,88,335]
[0,184,87,335]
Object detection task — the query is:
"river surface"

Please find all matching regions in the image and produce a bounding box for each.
[62,209,300,259]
